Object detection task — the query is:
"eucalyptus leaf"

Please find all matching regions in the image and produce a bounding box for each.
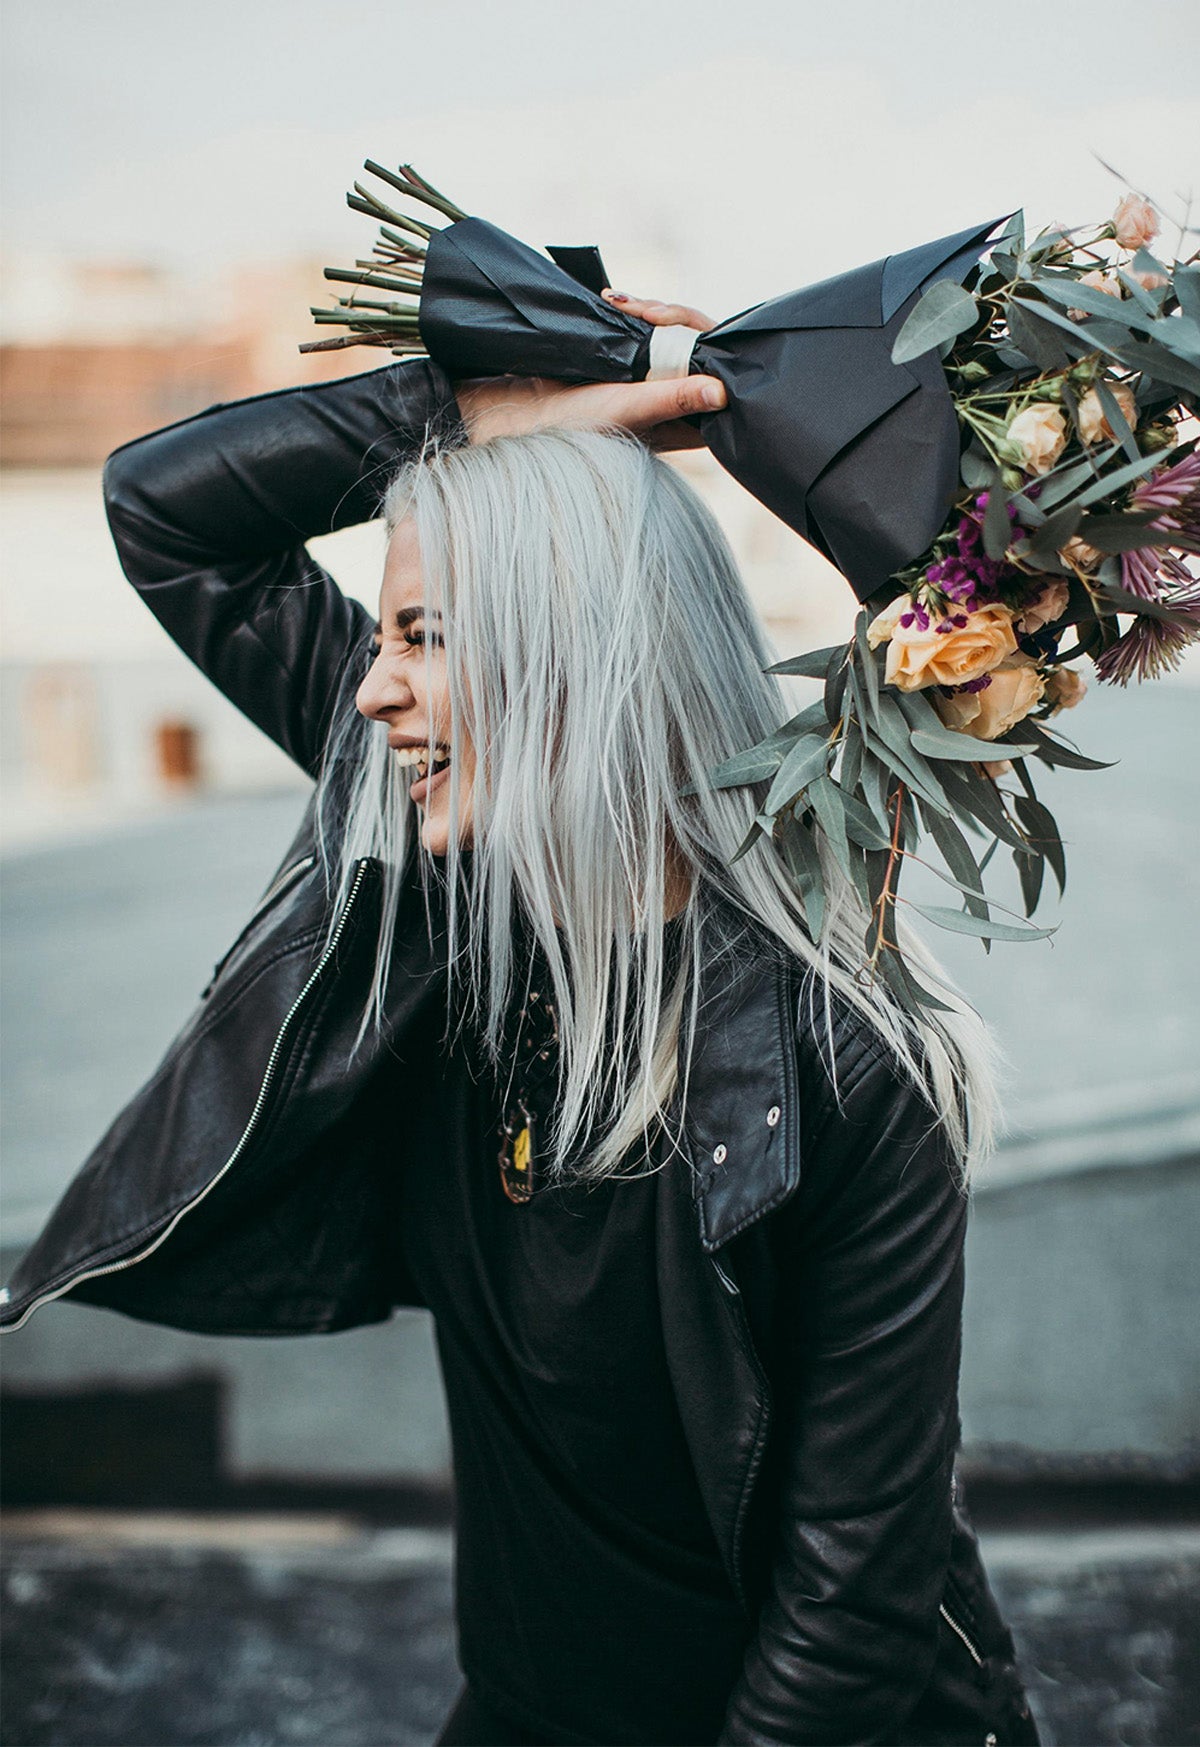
[859,746,895,835]
[839,786,892,850]
[1073,510,1164,553]
[1175,266,1200,327]
[891,279,979,365]
[1093,330,1200,399]
[909,726,1037,763]
[766,644,845,679]
[922,806,989,921]
[855,613,882,717]
[872,696,955,816]
[1025,500,1084,560]
[1071,448,1166,512]
[1027,445,1120,513]
[982,472,1012,561]
[1006,299,1071,370]
[778,813,826,944]
[960,442,995,490]
[729,814,769,865]
[1022,720,1115,771]
[1013,793,1066,894]
[939,763,1029,851]
[1094,380,1140,464]
[807,775,855,882]
[1034,277,1160,337]
[839,721,865,797]
[763,733,830,814]
[825,656,850,728]
[1014,847,1046,918]
[873,945,958,1016]
[907,902,1056,942]
[1090,582,1193,625]
[687,739,783,795]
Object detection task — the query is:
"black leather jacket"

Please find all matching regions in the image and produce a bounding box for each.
[0,361,1038,1746]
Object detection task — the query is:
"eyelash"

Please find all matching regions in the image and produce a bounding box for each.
[370,629,444,656]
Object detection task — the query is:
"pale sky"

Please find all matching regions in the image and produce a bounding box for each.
[3,0,1198,320]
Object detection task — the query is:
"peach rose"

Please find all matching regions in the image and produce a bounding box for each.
[936,656,1046,741]
[883,602,1019,692]
[1015,577,1071,634]
[1112,194,1160,250]
[1044,666,1087,714]
[1069,269,1122,319]
[1130,266,1169,292]
[1077,381,1138,446]
[1059,535,1103,572]
[1006,404,1068,476]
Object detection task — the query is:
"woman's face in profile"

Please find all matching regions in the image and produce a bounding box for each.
[355,517,476,855]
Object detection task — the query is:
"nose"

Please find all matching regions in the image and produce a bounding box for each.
[355,648,414,724]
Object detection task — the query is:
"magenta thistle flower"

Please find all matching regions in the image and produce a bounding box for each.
[1095,608,1200,684]
[1120,451,1200,600]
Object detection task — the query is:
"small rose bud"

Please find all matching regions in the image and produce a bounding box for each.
[1006,404,1068,475]
[1077,382,1138,446]
[1069,268,1122,320]
[1111,194,1160,251]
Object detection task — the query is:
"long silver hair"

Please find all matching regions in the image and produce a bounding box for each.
[316,425,999,1182]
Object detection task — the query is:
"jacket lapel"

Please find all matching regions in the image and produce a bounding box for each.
[684,923,802,1254]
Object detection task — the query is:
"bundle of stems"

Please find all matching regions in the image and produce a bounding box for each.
[301,162,467,354]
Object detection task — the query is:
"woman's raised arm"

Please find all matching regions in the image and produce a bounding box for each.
[102,358,463,777]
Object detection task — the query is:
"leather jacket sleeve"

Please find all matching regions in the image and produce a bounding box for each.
[101,359,465,776]
[720,1019,968,1745]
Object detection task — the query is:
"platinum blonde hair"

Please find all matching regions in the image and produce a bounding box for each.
[317,426,998,1182]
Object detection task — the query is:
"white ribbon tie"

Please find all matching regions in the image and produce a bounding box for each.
[646,323,701,382]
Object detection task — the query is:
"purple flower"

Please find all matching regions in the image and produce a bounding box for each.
[1095,608,1200,684]
[1121,452,1200,601]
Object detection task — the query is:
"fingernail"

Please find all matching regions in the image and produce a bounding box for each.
[604,289,629,303]
[701,380,725,410]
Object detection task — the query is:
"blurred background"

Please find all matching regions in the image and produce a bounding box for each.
[2,2,1198,1743]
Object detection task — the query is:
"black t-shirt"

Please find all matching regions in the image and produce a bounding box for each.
[399,922,749,1745]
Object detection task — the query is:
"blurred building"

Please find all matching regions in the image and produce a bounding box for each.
[0,250,854,848]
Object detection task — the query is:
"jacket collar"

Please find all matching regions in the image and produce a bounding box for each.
[682,913,801,1254]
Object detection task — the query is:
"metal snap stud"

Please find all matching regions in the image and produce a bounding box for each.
[712,1144,727,1165]
[984,1734,998,1746]
[766,1105,781,1128]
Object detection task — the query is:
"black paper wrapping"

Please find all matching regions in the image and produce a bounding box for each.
[418,215,1005,601]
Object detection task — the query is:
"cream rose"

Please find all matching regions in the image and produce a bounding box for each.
[936,656,1046,741]
[866,595,911,650]
[1069,269,1122,320]
[884,602,1018,692]
[1006,404,1068,476]
[1077,382,1138,447]
[1015,578,1071,634]
[1059,535,1103,572]
[1112,194,1160,250]
[1044,666,1087,714]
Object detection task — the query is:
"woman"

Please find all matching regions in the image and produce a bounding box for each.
[0,300,1039,1745]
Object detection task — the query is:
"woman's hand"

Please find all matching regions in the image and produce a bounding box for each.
[454,292,722,450]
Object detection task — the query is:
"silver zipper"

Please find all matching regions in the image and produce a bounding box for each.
[939,1600,984,1667]
[1,859,371,1333]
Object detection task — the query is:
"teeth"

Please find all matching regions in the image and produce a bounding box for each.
[393,746,451,770]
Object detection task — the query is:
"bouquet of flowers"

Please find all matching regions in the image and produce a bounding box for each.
[308,165,1200,1016]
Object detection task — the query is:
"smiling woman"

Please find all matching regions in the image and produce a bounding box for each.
[357,533,469,854]
[4,350,1038,1746]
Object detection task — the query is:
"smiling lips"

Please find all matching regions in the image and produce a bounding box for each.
[392,742,451,804]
